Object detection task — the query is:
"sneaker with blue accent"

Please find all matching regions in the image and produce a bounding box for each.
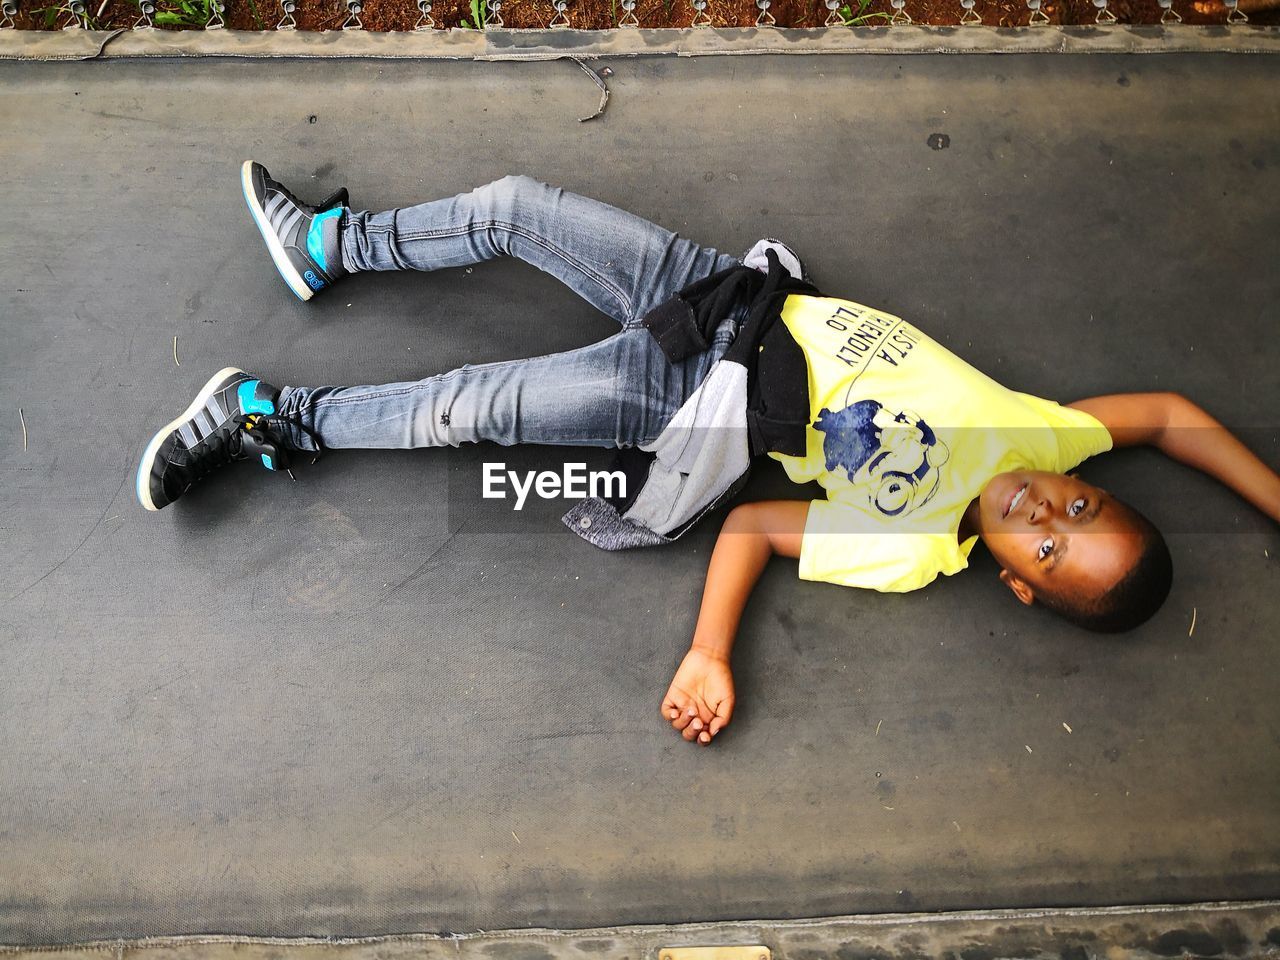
[136,367,296,511]
[241,160,348,301]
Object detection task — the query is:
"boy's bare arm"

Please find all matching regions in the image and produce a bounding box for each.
[660,500,807,745]
[691,500,807,658]
[1069,392,1280,524]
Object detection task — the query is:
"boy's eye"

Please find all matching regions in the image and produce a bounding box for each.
[1068,497,1087,518]
[1038,537,1055,561]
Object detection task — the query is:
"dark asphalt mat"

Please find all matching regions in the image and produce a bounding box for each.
[0,54,1277,944]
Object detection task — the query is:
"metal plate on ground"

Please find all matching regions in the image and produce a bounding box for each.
[659,948,770,960]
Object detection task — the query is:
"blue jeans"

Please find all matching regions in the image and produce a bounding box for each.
[275,175,745,452]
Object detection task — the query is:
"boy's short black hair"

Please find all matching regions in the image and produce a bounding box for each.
[1038,508,1173,634]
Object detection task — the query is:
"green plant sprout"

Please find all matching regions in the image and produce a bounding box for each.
[33,1,101,27]
[459,0,486,27]
[152,0,213,25]
[839,0,890,23]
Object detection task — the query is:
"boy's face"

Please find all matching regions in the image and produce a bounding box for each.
[976,470,1146,606]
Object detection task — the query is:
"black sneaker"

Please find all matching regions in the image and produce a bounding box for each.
[136,367,295,511]
[241,160,349,301]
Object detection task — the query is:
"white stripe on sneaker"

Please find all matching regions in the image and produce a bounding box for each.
[207,393,227,424]
[264,193,287,222]
[278,207,304,241]
[271,203,294,233]
[178,422,199,448]
[194,411,213,437]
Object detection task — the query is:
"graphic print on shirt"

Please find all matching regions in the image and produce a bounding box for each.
[810,302,949,518]
[815,400,950,518]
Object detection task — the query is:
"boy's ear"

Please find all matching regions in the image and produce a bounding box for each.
[999,568,1036,606]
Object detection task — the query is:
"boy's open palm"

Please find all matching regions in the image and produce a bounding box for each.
[661,648,735,745]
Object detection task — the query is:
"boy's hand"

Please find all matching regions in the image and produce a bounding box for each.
[661,647,735,746]
[662,500,801,747]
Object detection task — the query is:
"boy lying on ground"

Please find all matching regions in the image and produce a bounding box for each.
[136,166,1280,745]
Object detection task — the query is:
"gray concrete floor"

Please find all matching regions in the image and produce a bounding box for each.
[0,55,1278,945]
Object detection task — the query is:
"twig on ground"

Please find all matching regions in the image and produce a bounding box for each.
[19,408,28,451]
[80,28,127,60]
[1188,606,1197,637]
[571,58,610,122]
[173,334,180,367]
[875,718,883,736]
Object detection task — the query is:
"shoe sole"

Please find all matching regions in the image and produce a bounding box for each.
[136,366,246,512]
[241,160,314,303]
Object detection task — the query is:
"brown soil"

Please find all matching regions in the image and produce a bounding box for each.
[9,0,1276,35]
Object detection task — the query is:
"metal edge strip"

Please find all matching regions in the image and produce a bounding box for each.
[3,899,1280,952]
[1,23,1279,60]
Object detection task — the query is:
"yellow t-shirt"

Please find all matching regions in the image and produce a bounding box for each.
[768,295,1114,593]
